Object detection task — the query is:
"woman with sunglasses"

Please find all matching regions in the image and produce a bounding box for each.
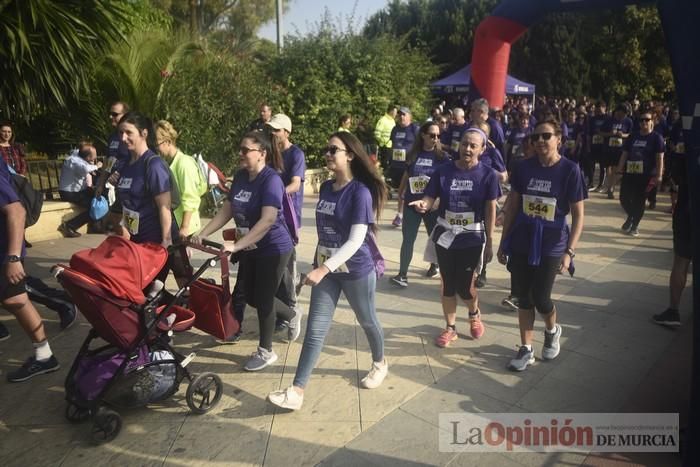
[615,112,665,237]
[390,122,448,288]
[409,128,500,348]
[268,132,387,410]
[192,131,296,371]
[497,118,585,372]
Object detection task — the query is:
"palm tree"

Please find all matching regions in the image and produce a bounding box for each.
[0,0,130,120]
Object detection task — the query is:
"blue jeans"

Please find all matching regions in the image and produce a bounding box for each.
[293,271,384,388]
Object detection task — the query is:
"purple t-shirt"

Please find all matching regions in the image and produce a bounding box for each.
[506,127,531,161]
[107,131,130,174]
[622,131,665,177]
[314,179,375,279]
[389,123,419,170]
[116,150,177,244]
[229,166,293,257]
[441,122,470,160]
[424,161,501,249]
[487,116,506,153]
[281,144,306,224]
[510,156,586,257]
[481,147,506,173]
[0,159,25,260]
[402,151,448,205]
[602,116,633,153]
[588,115,608,149]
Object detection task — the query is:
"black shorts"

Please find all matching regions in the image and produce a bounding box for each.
[0,262,27,301]
[603,150,622,168]
[673,204,692,260]
[590,147,605,163]
[387,167,404,190]
[435,242,483,300]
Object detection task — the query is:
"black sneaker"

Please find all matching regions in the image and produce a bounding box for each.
[390,274,408,288]
[426,264,439,278]
[217,330,242,344]
[648,201,656,210]
[607,190,614,200]
[652,308,681,327]
[275,319,289,332]
[7,355,60,382]
[501,295,519,311]
[0,323,9,342]
[621,217,633,233]
[56,302,77,330]
[475,271,487,288]
[58,223,81,238]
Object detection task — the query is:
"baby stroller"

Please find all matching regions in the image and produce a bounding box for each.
[54,236,229,444]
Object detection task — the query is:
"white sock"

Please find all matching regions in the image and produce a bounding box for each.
[33,340,53,361]
[545,325,557,334]
[523,344,533,352]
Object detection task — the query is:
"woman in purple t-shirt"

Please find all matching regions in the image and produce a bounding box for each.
[194,131,295,372]
[410,128,499,348]
[390,122,447,287]
[615,111,665,236]
[108,112,191,286]
[268,132,387,411]
[497,118,585,372]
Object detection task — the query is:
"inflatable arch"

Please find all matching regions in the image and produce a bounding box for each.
[471,1,698,463]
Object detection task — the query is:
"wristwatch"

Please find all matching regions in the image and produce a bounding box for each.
[565,248,576,259]
[4,255,21,263]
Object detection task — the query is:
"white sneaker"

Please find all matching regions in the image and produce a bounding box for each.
[268,386,304,410]
[360,359,388,389]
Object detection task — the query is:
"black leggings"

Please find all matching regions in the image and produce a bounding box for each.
[435,243,482,300]
[509,254,560,313]
[620,174,651,227]
[238,250,293,351]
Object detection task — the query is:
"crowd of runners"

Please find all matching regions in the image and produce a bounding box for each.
[0,93,691,412]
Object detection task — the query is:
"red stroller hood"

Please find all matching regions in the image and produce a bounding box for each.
[69,236,168,305]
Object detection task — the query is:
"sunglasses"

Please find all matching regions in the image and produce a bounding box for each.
[426,133,441,139]
[239,146,262,155]
[529,132,554,143]
[109,112,121,118]
[639,117,653,122]
[323,145,349,156]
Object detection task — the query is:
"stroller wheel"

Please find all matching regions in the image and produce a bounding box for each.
[91,407,122,444]
[186,372,223,414]
[65,402,91,424]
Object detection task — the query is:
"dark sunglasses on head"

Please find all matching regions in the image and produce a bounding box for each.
[529,132,554,143]
[323,145,349,156]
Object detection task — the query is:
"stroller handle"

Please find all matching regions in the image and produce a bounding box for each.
[202,239,223,250]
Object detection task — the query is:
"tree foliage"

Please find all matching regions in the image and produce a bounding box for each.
[365,0,673,102]
[0,0,130,119]
[158,53,273,172]
[267,26,437,167]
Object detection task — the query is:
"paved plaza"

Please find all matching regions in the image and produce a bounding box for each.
[0,190,691,467]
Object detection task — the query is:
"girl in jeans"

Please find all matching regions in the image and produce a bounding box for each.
[268,132,387,410]
[390,121,447,288]
[193,131,295,372]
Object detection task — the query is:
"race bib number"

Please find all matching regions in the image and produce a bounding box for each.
[235,227,257,251]
[609,137,623,148]
[592,135,604,145]
[445,210,475,231]
[451,140,460,152]
[626,160,644,174]
[511,144,520,156]
[565,140,576,150]
[392,149,406,162]
[675,142,685,154]
[122,207,140,235]
[409,175,430,194]
[523,194,556,222]
[316,245,349,273]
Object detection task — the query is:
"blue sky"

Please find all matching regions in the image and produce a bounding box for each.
[258,0,390,41]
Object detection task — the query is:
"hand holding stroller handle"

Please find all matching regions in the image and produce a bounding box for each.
[202,239,224,250]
